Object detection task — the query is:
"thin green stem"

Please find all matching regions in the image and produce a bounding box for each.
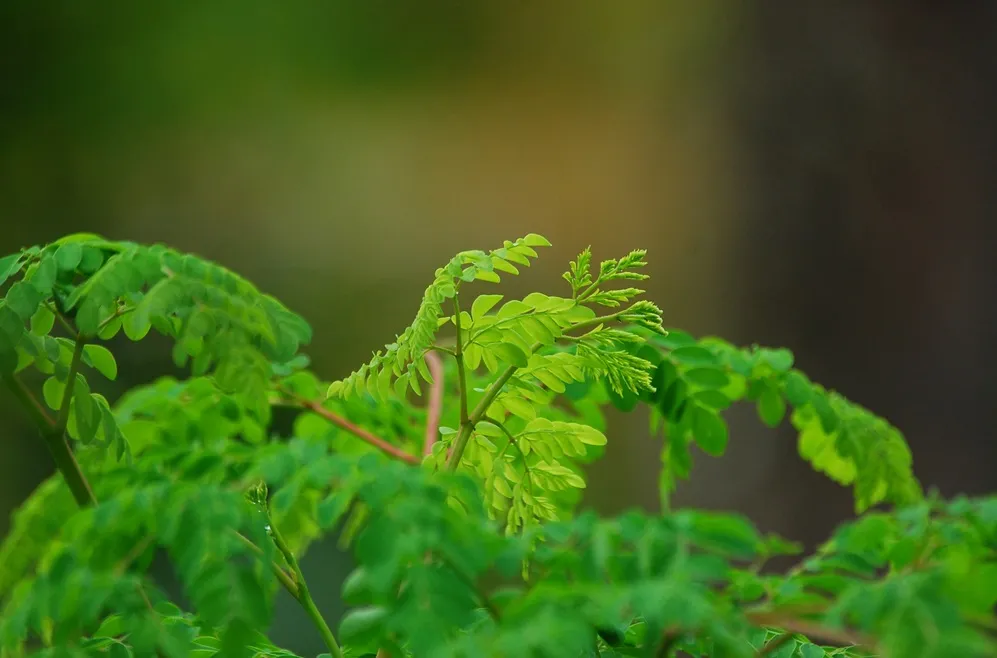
[232,531,300,599]
[57,339,86,432]
[494,420,537,496]
[98,305,134,331]
[45,301,79,339]
[429,345,456,357]
[446,362,519,471]
[577,279,603,302]
[268,520,343,658]
[445,306,630,471]
[567,310,625,334]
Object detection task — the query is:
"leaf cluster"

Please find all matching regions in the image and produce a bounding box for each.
[0,234,991,658]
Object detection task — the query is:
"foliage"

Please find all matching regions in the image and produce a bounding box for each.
[0,233,992,658]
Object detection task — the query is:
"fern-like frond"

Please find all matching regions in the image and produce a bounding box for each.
[0,236,311,458]
[0,477,278,657]
[562,246,593,297]
[326,234,551,402]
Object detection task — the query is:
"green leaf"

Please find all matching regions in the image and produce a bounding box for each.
[30,305,55,336]
[607,382,639,412]
[684,367,729,389]
[338,605,387,646]
[43,376,66,410]
[54,243,83,271]
[522,233,552,247]
[0,253,23,287]
[28,255,58,296]
[783,370,812,406]
[108,642,133,658]
[490,342,529,368]
[757,387,786,427]
[692,389,732,411]
[471,294,503,320]
[474,269,501,283]
[669,345,718,367]
[760,347,794,372]
[78,245,105,273]
[83,344,118,380]
[797,643,824,658]
[122,311,152,341]
[5,281,42,320]
[502,395,536,420]
[691,405,728,456]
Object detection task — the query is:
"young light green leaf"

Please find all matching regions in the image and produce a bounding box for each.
[490,342,530,368]
[471,294,503,320]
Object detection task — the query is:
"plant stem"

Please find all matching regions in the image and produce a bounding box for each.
[45,301,79,339]
[746,611,871,649]
[423,351,444,456]
[57,339,85,431]
[756,633,794,657]
[444,305,637,471]
[232,531,300,599]
[4,361,153,611]
[267,520,343,658]
[445,364,518,471]
[452,293,469,426]
[567,310,625,334]
[277,387,419,465]
[4,373,96,507]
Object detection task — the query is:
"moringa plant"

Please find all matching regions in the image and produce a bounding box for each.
[0,233,992,658]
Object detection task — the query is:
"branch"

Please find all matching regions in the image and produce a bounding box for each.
[423,351,444,456]
[3,360,153,611]
[452,292,470,426]
[232,530,300,600]
[3,372,95,507]
[756,633,794,657]
[278,387,419,465]
[445,304,649,471]
[45,301,79,339]
[267,517,343,658]
[445,363,519,471]
[57,339,85,432]
[746,611,873,650]
[565,310,626,335]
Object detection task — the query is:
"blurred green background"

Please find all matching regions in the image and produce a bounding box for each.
[2,2,995,654]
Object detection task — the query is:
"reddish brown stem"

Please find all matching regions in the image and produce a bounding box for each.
[281,389,419,465]
[746,611,872,649]
[423,351,444,456]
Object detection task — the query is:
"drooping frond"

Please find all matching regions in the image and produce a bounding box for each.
[638,329,922,512]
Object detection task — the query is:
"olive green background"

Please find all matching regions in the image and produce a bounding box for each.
[1,3,995,654]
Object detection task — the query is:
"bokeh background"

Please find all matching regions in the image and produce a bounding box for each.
[2,2,995,654]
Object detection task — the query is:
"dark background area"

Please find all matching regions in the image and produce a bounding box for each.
[2,3,994,654]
